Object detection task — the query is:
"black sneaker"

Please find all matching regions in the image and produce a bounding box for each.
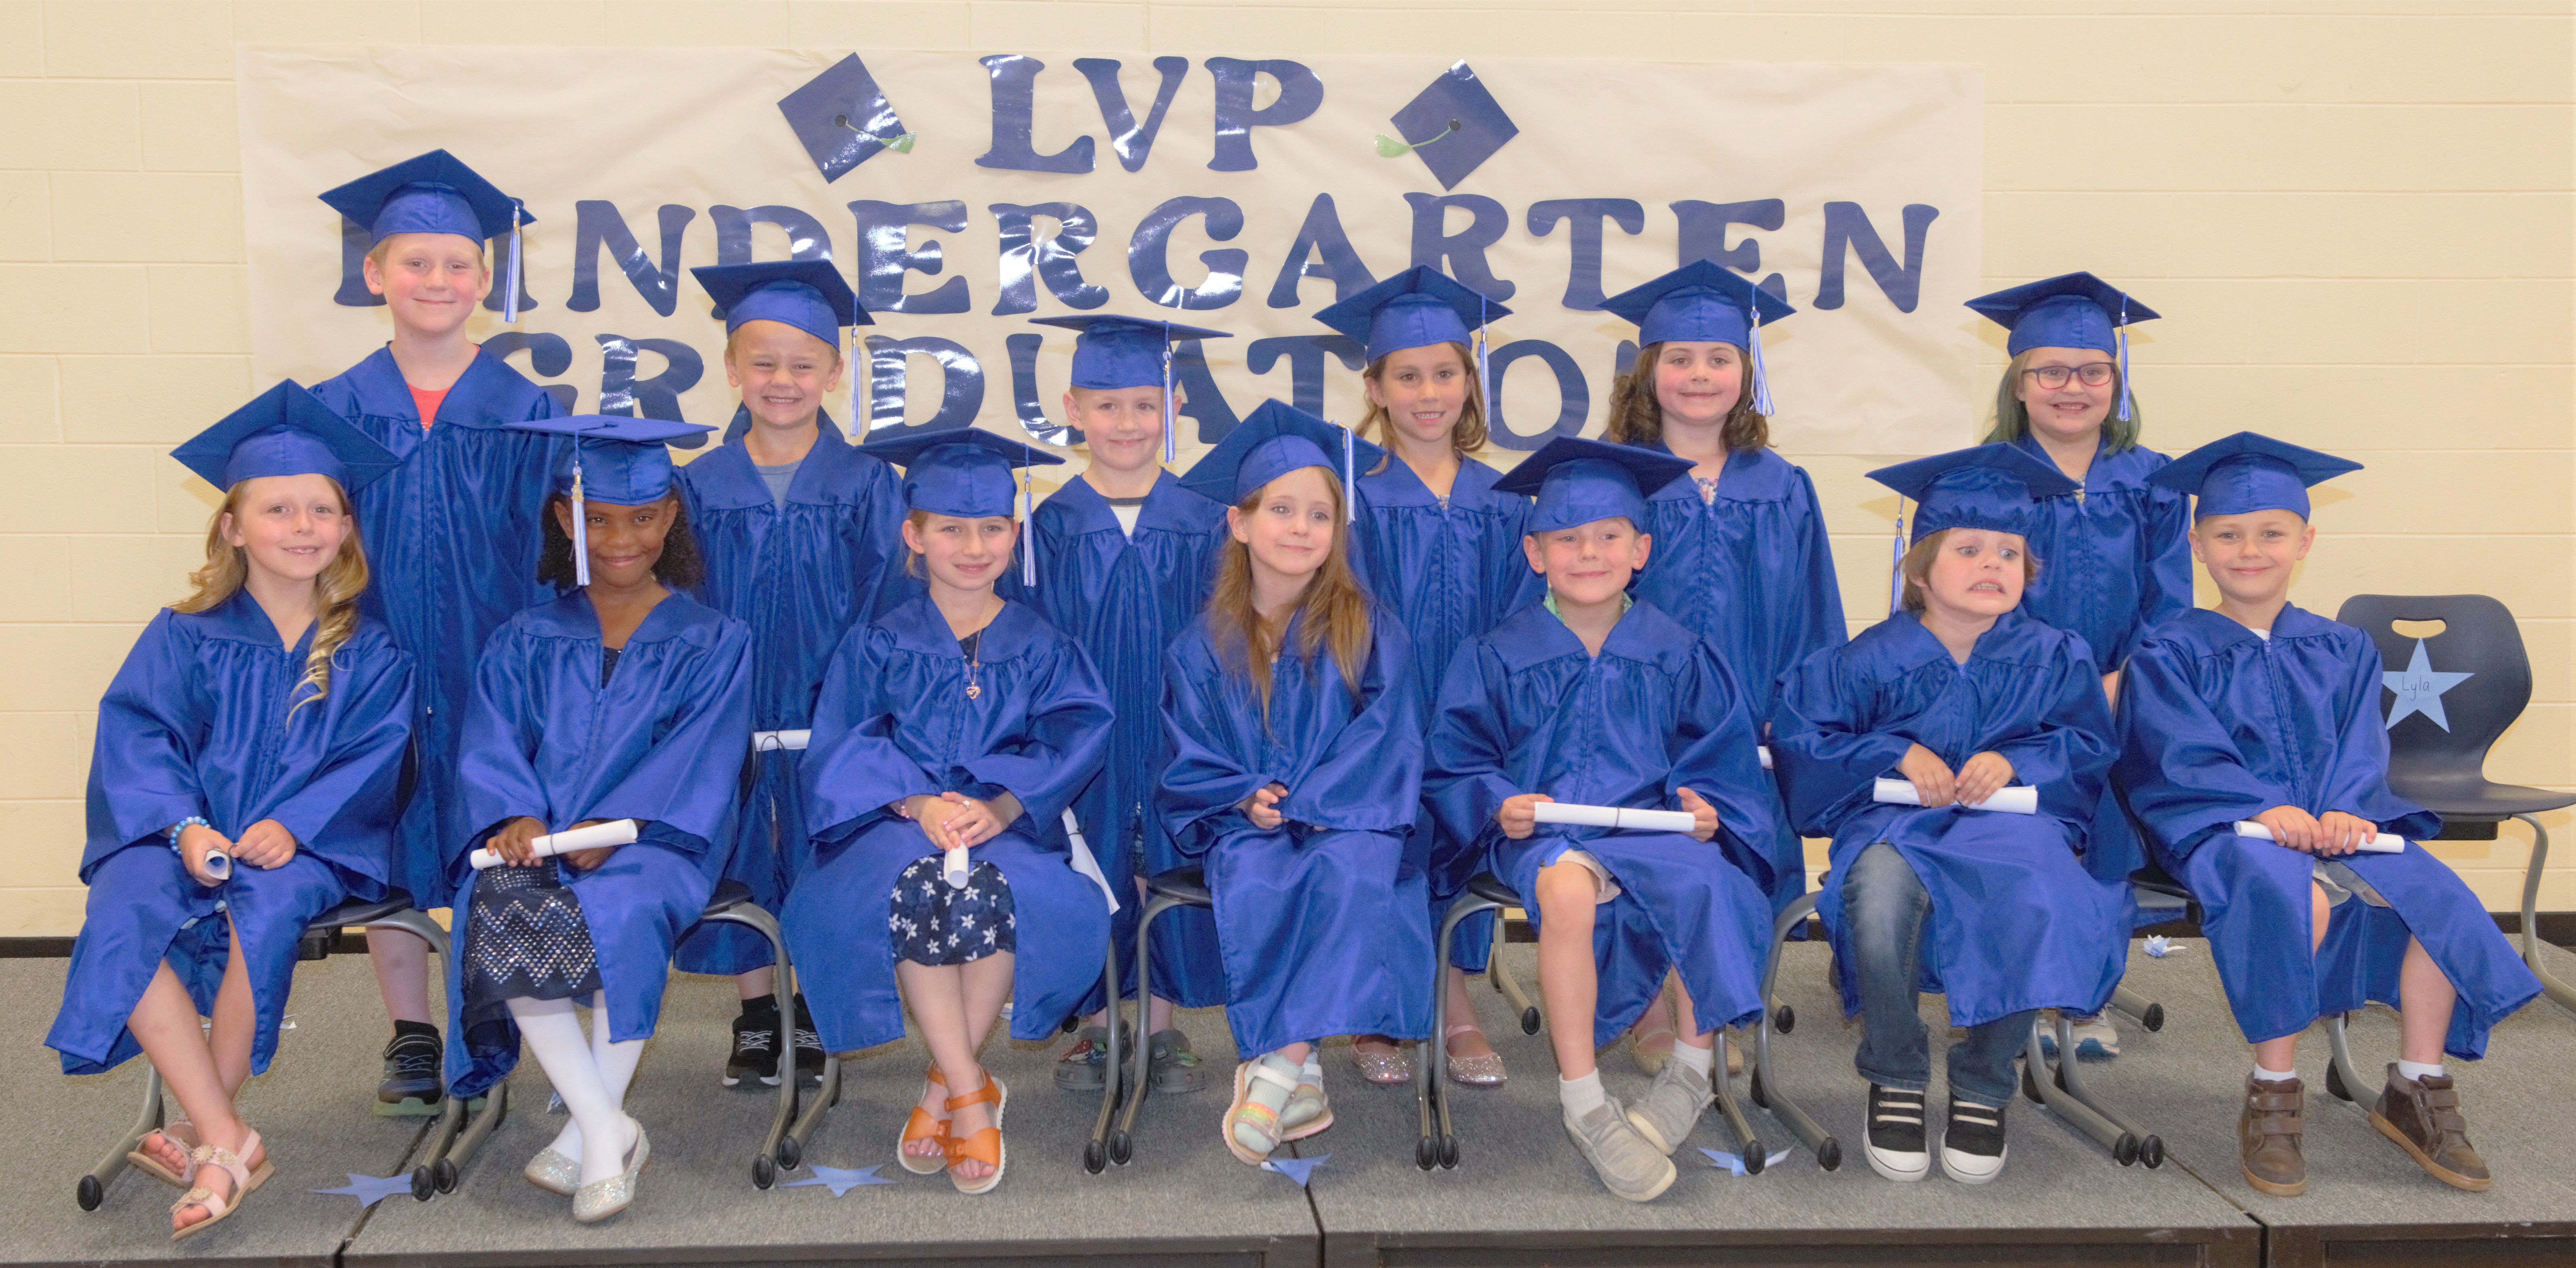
[375,1030,444,1116]
[1863,1084,1929,1182]
[1941,1096,2008,1184]
[726,1011,781,1087]
[789,995,825,1083]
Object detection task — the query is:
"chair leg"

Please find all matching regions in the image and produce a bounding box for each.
[1750,893,1838,1169]
[2322,1011,2375,1107]
[1421,896,1499,1171]
[1487,934,1539,1035]
[702,906,813,1186]
[2513,814,2576,1013]
[2109,983,2166,1032]
[367,908,502,1198]
[1706,1030,1766,1172]
[1112,895,1185,1159]
[1084,937,1121,1174]
[77,1061,163,1210]
[2023,1016,2156,1167]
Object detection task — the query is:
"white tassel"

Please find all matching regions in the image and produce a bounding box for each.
[2114,297,2134,423]
[503,200,524,324]
[571,459,591,588]
[1475,299,1493,425]
[1020,468,1036,588]
[1885,498,1906,616]
[1340,422,1356,523]
[1747,311,1775,417]
[1162,343,1177,465]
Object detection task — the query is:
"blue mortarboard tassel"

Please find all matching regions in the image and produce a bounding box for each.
[1162,342,1177,465]
[1747,306,1775,416]
[571,452,590,588]
[503,199,524,324]
[2114,296,2133,423]
[1340,422,1356,523]
[1887,498,1907,615]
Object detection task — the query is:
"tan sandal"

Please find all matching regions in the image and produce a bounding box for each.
[128,1114,200,1188]
[942,1073,1006,1196]
[171,1129,269,1241]
[896,1064,950,1176]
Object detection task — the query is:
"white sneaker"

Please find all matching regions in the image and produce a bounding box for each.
[1940,1097,2008,1184]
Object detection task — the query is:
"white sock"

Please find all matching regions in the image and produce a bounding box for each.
[1559,1070,1606,1120]
[509,997,634,1186]
[2398,1059,2445,1083]
[1301,1049,1322,1081]
[1673,1040,1716,1078]
[2252,1063,2297,1084]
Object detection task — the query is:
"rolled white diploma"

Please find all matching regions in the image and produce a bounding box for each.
[943,844,971,889]
[199,849,233,882]
[469,818,641,870]
[751,729,810,752]
[2231,820,2405,854]
[1757,745,1772,770]
[1872,778,2038,814]
[1531,801,1698,834]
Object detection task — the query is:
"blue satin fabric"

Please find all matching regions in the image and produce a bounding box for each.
[2116,607,2540,1057]
[1002,472,1229,1009]
[1772,610,2128,1027]
[786,597,1113,1052]
[444,592,753,1096]
[1355,454,1543,974]
[672,412,912,976]
[1425,601,1778,1046]
[1624,444,1842,911]
[1157,610,1435,1052]
[49,596,415,1075]
[2008,435,2193,888]
[312,345,565,910]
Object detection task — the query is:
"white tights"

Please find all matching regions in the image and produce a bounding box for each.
[506,992,645,1186]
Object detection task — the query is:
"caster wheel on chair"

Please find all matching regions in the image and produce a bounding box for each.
[1083,1139,1108,1174]
[2140,1002,2166,1032]
[2140,1135,2166,1168]
[2112,1133,2140,1167]
[1415,1137,1437,1171]
[409,1166,436,1201]
[1108,1132,1133,1166]
[1816,1138,1843,1172]
[1749,1068,1771,1109]
[76,1175,103,1211]
[433,1157,459,1193]
[1774,1004,1795,1035]
[1439,1135,1461,1170]
[1743,1146,1766,1175]
[776,1136,804,1171]
[1518,1006,1541,1035]
[752,1155,775,1189]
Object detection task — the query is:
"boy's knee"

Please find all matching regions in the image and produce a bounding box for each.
[1532,864,1596,918]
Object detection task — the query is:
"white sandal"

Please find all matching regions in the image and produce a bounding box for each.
[171,1129,269,1241]
[1225,1053,1304,1163]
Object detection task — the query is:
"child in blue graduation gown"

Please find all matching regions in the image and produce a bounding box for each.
[786,428,1114,1196]
[50,385,413,1238]
[2115,434,2539,1198]
[1773,446,2127,1187]
[309,152,566,1109]
[672,261,905,1088]
[1009,315,1233,1097]
[1315,267,1537,1088]
[448,416,752,1223]
[1967,278,2190,1066]
[1159,401,1436,1165]
[1424,438,1780,1203]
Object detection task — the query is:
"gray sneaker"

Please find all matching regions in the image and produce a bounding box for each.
[1567,1099,1678,1202]
[1624,1056,1715,1155]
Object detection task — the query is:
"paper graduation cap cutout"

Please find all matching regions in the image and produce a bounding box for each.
[2149,431,2361,520]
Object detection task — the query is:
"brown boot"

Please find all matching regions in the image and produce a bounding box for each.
[2238,1075,2308,1197]
[2371,1065,2491,1192]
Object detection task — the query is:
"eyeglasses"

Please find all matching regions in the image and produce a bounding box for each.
[2022,362,2117,389]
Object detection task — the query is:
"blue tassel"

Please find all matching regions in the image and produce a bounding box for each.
[571,458,590,588]
[1021,469,1036,588]
[1162,344,1177,465]
[1886,500,1905,615]
[2114,297,2133,423]
[1747,310,1775,417]
[503,200,524,324]
[1341,423,1356,523]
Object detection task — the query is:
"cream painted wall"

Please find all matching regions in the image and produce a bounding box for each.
[0,0,2567,935]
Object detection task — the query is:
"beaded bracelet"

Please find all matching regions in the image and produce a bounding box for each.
[165,815,210,844]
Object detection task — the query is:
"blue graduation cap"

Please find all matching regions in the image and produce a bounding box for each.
[172,380,402,494]
[1965,272,2159,423]
[1868,444,2080,544]
[1030,315,1234,462]
[2149,431,2360,520]
[1597,261,1797,414]
[506,414,717,587]
[859,427,1066,586]
[1177,399,1384,522]
[776,54,915,183]
[1312,266,1510,364]
[318,150,532,322]
[692,260,869,352]
[1382,61,1517,190]
[1494,436,1692,534]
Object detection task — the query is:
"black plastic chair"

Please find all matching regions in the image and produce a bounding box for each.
[2336,594,2576,1013]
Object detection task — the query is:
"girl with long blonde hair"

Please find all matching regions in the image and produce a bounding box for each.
[49,384,416,1239]
[1160,401,1435,1165]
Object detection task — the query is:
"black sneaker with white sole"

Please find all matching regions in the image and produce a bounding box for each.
[725,1012,781,1087]
[1941,1096,2008,1183]
[789,995,826,1082]
[1864,1084,1929,1181]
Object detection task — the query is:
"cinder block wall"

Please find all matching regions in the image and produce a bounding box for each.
[1,0,2566,934]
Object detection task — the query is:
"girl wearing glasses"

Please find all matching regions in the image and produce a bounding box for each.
[1964,274,2192,1063]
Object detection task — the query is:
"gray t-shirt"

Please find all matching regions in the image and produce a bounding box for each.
[755,458,802,508]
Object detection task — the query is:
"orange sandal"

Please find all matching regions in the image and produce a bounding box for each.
[896,1065,949,1176]
[942,1073,1007,1196]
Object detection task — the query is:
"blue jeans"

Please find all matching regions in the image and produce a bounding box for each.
[1843,842,2032,1109]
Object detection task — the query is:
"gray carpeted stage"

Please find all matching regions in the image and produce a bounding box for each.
[9,935,2574,1268]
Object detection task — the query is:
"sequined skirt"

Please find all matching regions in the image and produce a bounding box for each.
[461,863,605,1015]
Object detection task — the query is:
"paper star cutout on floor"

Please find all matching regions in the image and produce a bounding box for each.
[2143,935,2191,958]
[312,1173,415,1206]
[1262,1153,1328,1186]
[1699,1146,1793,1176]
[780,1164,894,1196]
[2383,638,2473,732]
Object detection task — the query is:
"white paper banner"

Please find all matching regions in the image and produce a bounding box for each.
[239,48,1982,461]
